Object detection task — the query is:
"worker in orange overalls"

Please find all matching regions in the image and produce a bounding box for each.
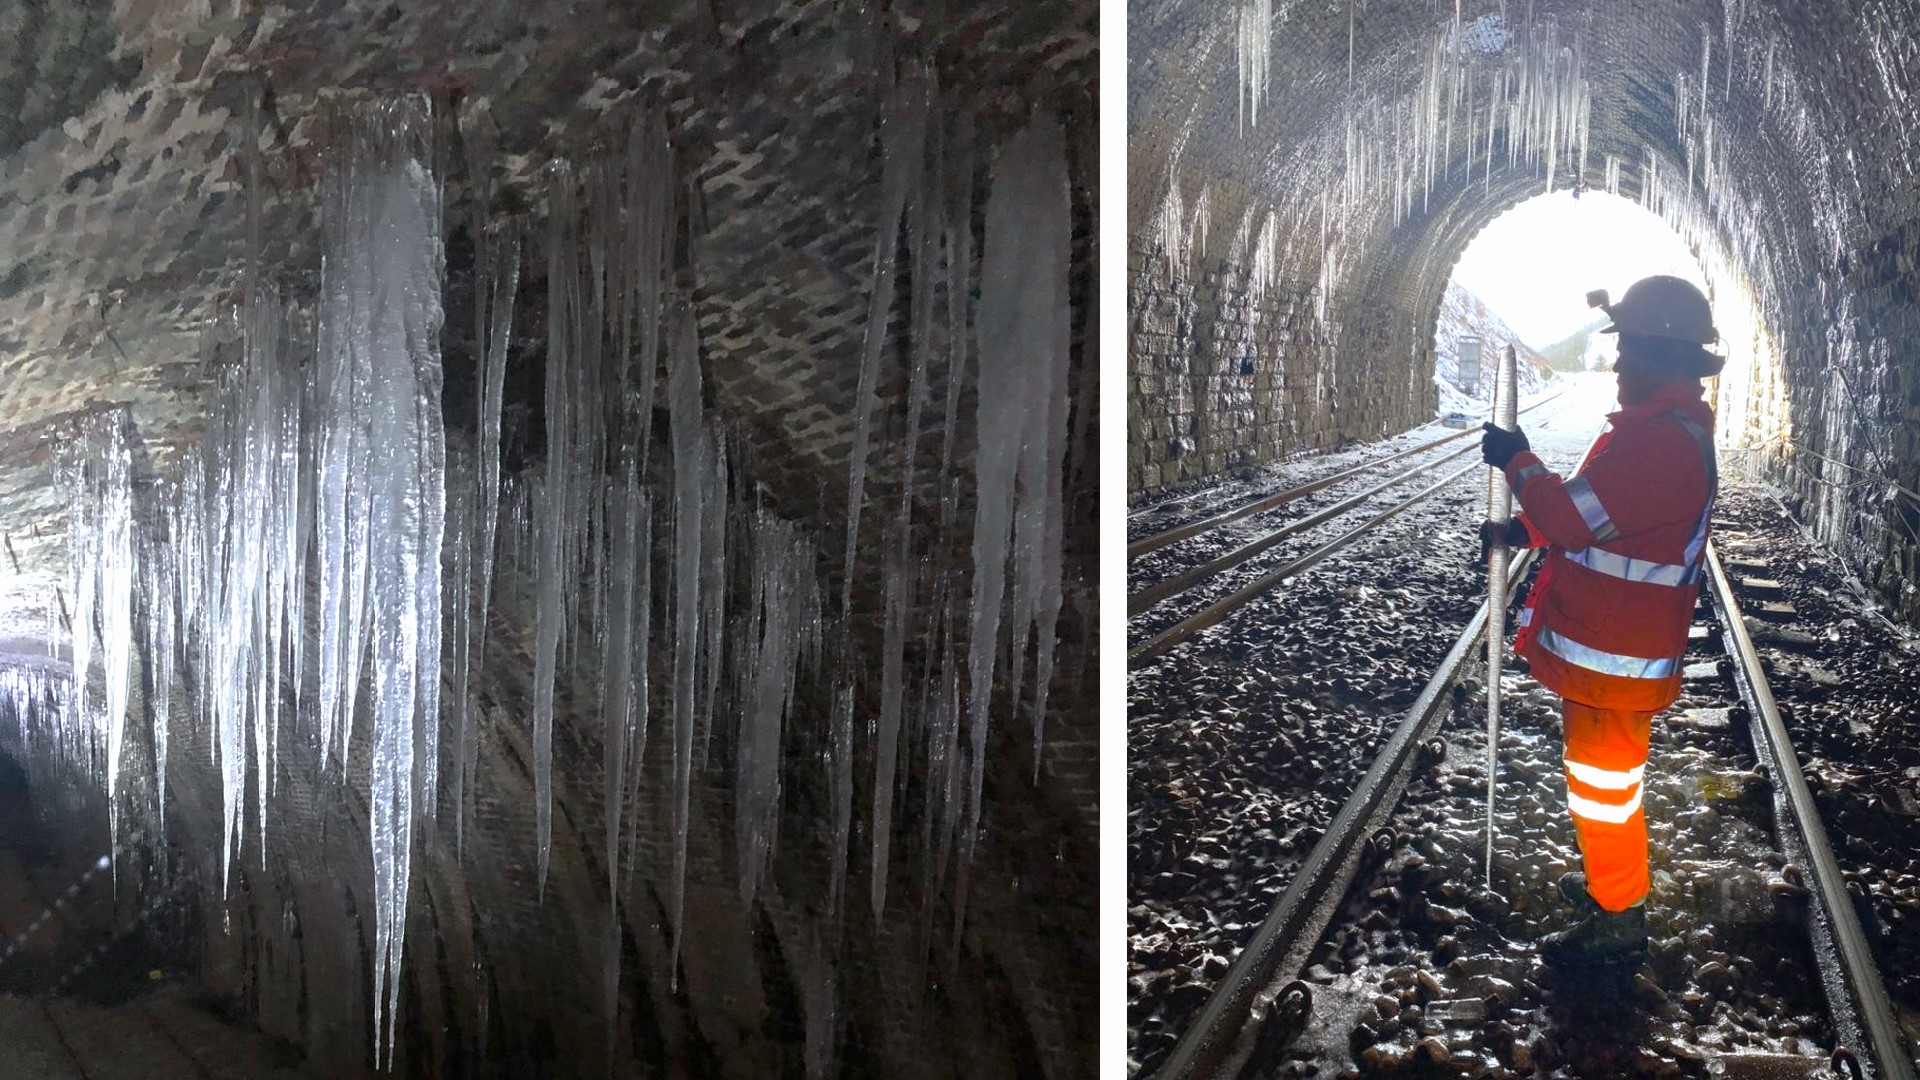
[1478,275,1722,967]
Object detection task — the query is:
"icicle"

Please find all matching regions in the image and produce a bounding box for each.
[66,413,136,872]
[531,162,579,898]
[666,300,705,979]
[146,531,174,840]
[603,458,640,904]
[67,455,96,762]
[698,434,727,768]
[445,456,472,851]
[621,483,655,900]
[600,450,644,1063]
[465,219,519,856]
[1699,30,1711,145]
[314,97,445,1069]
[1347,0,1356,90]
[99,418,134,868]
[1236,0,1272,135]
[841,74,928,618]
[315,137,373,775]
[940,127,975,526]
[1763,38,1776,110]
[243,285,288,874]
[960,118,1072,930]
[869,554,906,918]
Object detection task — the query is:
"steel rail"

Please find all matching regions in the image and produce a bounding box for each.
[1705,544,1917,1080]
[1129,460,1480,665]
[1129,441,1479,616]
[1153,548,1542,1080]
[1129,388,1565,559]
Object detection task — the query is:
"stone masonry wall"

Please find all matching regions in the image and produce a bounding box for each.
[1129,248,1434,494]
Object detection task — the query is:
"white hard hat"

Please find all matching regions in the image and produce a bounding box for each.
[1586,275,1718,345]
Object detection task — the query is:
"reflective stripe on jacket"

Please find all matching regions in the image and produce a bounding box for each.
[1504,381,1718,712]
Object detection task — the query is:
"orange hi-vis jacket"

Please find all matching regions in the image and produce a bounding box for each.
[1502,380,1719,713]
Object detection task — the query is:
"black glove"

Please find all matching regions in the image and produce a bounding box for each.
[1481,423,1530,469]
[1473,518,1530,569]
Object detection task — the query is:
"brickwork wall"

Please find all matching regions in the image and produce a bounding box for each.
[1128,249,1433,493]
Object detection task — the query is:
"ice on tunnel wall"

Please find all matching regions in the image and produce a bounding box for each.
[61,413,137,870]
[1236,0,1273,134]
[967,114,1072,926]
[19,84,1083,1071]
[1156,7,1596,363]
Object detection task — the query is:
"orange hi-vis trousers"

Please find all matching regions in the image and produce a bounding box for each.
[1561,699,1655,912]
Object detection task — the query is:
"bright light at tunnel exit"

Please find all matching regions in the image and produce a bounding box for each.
[1449,190,1706,353]
[1446,187,1787,475]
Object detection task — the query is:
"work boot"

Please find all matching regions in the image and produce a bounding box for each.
[1540,903,1646,968]
[1558,871,1600,916]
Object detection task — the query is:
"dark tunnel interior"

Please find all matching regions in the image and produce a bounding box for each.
[0,2,1097,1078]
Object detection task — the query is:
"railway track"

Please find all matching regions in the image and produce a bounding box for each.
[1128,395,1575,665]
[1128,390,1566,561]
[1140,499,1920,1079]
[1127,408,1602,1074]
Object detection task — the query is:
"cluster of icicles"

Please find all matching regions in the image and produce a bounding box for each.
[1182,8,1595,305]
[9,87,1073,1071]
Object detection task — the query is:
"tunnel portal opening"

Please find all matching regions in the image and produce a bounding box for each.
[1130,0,1911,621]
[1437,188,1710,422]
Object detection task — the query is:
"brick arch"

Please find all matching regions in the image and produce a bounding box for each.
[1130,0,1920,623]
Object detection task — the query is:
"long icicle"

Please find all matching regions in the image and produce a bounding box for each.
[840,74,928,619]
[532,162,578,898]
[960,116,1072,938]
[666,300,704,981]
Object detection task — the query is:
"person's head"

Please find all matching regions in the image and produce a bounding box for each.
[1586,275,1726,404]
[1611,333,1724,403]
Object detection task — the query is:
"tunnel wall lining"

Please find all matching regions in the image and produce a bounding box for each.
[1128,0,1920,625]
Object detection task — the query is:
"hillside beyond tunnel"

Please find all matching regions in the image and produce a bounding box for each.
[1128,0,1920,625]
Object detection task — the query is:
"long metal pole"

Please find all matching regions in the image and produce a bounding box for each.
[1483,345,1517,885]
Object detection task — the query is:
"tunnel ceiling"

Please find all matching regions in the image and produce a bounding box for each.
[0,0,1096,645]
[1129,0,1914,259]
[1129,0,1920,621]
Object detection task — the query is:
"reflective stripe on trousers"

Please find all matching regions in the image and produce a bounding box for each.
[1563,699,1654,912]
